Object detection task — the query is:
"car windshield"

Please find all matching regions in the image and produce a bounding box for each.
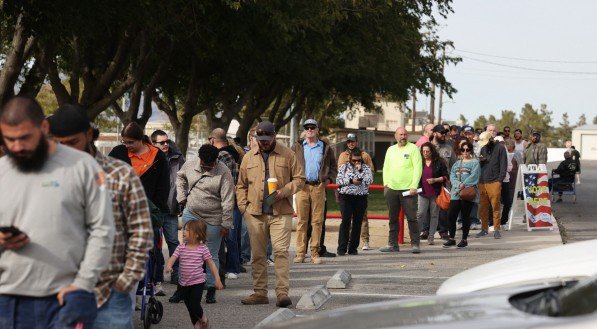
[510,274,597,317]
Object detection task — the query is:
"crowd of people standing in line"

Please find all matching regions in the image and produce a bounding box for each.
[0,95,583,328]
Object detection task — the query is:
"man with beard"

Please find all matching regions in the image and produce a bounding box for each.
[524,131,548,165]
[513,128,527,157]
[502,126,512,142]
[0,97,114,327]
[475,132,508,239]
[381,127,423,253]
[236,121,304,307]
[48,104,154,328]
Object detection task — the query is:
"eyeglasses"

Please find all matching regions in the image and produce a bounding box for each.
[460,148,471,152]
[121,140,137,146]
[304,126,317,131]
[152,140,168,145]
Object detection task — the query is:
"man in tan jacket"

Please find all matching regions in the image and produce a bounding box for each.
[337,133,375,250]
[236,121,305,308]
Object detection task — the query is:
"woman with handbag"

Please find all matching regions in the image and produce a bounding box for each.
[416,142,449,245]
[443,141,480,249]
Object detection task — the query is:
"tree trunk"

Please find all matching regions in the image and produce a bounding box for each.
[0,14,33,106]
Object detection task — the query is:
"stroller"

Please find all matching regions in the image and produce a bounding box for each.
[550,170,577,203]
[137,243,164,328]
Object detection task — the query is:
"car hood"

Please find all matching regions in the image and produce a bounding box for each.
[437,239,597,295]
[265,286,595,329]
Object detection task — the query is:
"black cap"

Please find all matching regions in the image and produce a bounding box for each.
[255,121,276,141]
[432,124,447,133]
[48,104,91,137]
[346,133,357,141]
[462,125,474,133]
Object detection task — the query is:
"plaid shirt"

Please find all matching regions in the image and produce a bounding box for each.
[94,151,153,307]
[218,149,239,184]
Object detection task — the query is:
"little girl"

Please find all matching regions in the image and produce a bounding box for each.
[166,220,223,329]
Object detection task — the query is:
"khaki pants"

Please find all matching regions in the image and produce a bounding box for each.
[244,213,292,297]
[295,184,326,256]
[361,213,369,243]
[479,181,502,230]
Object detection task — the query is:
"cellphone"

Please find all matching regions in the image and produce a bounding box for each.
[265,191,278,206]
[0,226,24,236]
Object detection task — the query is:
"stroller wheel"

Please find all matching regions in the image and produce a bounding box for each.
[143,303,152,329]
[149,297,164,324]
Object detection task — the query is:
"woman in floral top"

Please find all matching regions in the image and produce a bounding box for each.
[336,148,374,255]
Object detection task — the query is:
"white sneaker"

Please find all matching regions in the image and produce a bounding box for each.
[362,242,370,250]
[226,273,239,279]
[154,282,165,296]
[267,258,275,266]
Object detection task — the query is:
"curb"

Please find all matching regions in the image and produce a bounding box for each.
[296,285,331,310]
[254,308,296,328]
[326,269,352,289]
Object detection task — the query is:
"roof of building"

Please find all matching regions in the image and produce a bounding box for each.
[573,124,597,131]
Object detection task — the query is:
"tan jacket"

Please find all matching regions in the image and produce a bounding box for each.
[337,149,375,172]
[236,142,305,216]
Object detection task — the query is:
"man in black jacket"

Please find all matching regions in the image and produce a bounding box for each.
[109,122,170,296]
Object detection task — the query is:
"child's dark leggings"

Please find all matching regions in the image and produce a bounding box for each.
[180,283,205,324]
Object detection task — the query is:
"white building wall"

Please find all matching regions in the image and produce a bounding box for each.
[344,101,405,132]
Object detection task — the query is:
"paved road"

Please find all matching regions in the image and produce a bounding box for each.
[135,160,597,328]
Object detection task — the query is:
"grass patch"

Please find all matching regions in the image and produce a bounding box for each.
[327,172,388,215]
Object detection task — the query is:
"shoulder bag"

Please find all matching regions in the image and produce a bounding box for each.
[457,160,477,201]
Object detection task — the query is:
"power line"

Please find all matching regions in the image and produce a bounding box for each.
[454,49,597,64]
[460,56,597,75]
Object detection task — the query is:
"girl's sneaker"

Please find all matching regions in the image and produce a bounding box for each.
[200,313,210,329]
[457,240,468,249]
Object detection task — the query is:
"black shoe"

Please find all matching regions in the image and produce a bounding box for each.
[443,239,456,248]
[348,250,358,255]
[439,232,449,241]
[457,240,468,249]
[206,287,216,304]
[337,250,346,256]
[320,251,336,257]
[420,231,429,240]
[239,266,247,273]
[168,289,183,303]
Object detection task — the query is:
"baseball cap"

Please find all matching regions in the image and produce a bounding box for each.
[346,133,357,142]
[432,124,448,133]
[303,119,318,128]
[494,135,505,143]
[462,125,474,133]
[478,131,492,147]
[255,121,276,141]
[48,104,91,137]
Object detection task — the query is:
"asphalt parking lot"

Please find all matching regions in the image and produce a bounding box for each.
[136,161,596,329]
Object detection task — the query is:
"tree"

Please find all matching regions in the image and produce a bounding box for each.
[518,103,553,145]
[474,115,488,129]
[553,113,573,147]
[457,114,468,125]
[576,113,587,127]
[497,110,518,130]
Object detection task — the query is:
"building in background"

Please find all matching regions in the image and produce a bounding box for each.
[572,125,597,160]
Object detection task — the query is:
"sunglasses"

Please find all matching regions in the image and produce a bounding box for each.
[504,129,510,132]
[460,148,471,152]
[304,126,317,131]
[152,140,168,145]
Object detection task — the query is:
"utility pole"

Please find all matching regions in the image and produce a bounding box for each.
[438,46,446,124]
[428,47,437,124]
[411,90,416,133]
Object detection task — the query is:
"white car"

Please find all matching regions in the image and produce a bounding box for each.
[437,239,597,295]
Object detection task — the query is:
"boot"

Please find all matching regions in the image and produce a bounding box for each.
[206,287,216,304]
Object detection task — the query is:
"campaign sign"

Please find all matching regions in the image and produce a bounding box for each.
[522,171,554,229]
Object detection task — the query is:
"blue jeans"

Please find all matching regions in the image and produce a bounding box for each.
[162,214,180,282]
[94,289,133,329]
[0,291,97,329]
[226,206,242,274]
[182,209,222,288]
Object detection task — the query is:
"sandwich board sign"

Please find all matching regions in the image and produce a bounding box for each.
[517,164,554,231]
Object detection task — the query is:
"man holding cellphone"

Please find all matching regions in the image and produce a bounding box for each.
[0,96,114,327]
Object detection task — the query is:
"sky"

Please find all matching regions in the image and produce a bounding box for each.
[421,0,597,127]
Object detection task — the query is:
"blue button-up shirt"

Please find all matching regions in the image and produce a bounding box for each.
[303,139,323,182]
